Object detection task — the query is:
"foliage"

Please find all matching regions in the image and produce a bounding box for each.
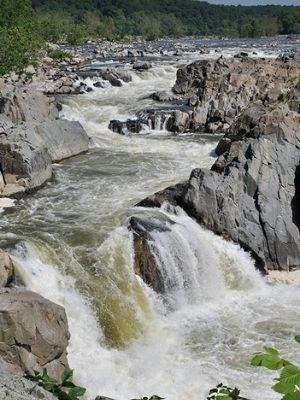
[207,383,250,400]
[251,336,300,400]
[47,48,73,61]
[207,335,300,400]
[0,0,41,76]
[32,0,300,40]
[25,368,86,400]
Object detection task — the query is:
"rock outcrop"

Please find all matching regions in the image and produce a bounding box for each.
[139,102,300,272]
[0,288,70,380]
[0,372,56,400]
[0,85,90,197]
[110,55,300,136]
[128,216,172,293]
[0,251,14,287]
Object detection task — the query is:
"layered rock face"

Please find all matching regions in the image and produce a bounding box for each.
[139,101,300,272]
[0,84,90,197]
[0,288,70,380]
[110,54,300,136]
[171,55,300,133]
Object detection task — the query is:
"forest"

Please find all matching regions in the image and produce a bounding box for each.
[0,0,300,75]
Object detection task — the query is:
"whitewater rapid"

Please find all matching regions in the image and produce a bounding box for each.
[1,39,300,400]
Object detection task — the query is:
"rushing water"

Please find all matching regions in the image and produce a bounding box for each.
[1,38,300,400]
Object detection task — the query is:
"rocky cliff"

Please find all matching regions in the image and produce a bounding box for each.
[109,53,300,136]
[138,100,300,273]
[0,83,90,198]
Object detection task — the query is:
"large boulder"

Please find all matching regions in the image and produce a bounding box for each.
[128,216,172,293]
[0,251,14,287]
[137,103,300,272]
[0,372,56,400]
[35,120,90,162]
[0,288,70,380]
[178,105,300,271]
[0,84,90,197]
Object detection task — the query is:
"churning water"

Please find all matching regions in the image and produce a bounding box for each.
[1,38,300,400]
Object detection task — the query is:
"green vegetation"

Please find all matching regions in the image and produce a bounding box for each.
[208,335,300,400]
[0,0,41,75]
[31,0,300,41]
[0,0,299,75]
[25,369,86,400]
[47,47,73,60]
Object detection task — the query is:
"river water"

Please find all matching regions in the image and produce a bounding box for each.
[1,38,300,400]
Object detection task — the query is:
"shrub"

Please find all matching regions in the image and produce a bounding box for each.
[25,369,86,400]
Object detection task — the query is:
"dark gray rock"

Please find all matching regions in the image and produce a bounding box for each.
[128,217,171,293]
[178,105,300,271]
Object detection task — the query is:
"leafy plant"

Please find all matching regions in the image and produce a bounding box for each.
[207,383,250,400]
[47,48,73,61]
[251,336,300,400]
[25,368,86,400]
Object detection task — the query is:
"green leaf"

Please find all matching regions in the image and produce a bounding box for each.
[273,365,300,394]
[68,386,86,399]
[264,347,279,356]
[295,335,300,344]
[251,353,285,370]
[283,392,300,400]
[61,370,73,383]
[58,391,71,400]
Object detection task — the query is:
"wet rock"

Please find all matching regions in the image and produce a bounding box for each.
[128,216,172,293]
[151,91,182,103]
[0,85,90,197]
[109,119,144,135]
[0,251,14,287]
[234,51,248,58]
[133,62,152,70]
[178,105,300,271]
[0,372,56,400]
[136,182,186,208]
[0,288,70,380]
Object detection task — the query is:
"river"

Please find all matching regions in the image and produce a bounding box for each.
[0,37,300,400]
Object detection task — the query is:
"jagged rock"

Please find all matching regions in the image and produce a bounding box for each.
[0,372,56,400]
[171,56,300,133]
[109,119,144,135]
[0,288,70,380]
[138,102,300,272]
[133,62,152,70]
[0,85,90,197]
[178,105,300,271]
[136,182,185,208]
[0,123,53,198]
[0,251,14,287]
[128,216,172,293]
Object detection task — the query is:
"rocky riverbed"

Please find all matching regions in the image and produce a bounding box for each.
[0,36,300,400]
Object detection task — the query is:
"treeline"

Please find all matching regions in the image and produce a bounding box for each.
[32,0,300,40]
[0,0,300,76]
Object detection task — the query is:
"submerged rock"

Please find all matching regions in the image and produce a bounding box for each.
[0,288,70,380]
